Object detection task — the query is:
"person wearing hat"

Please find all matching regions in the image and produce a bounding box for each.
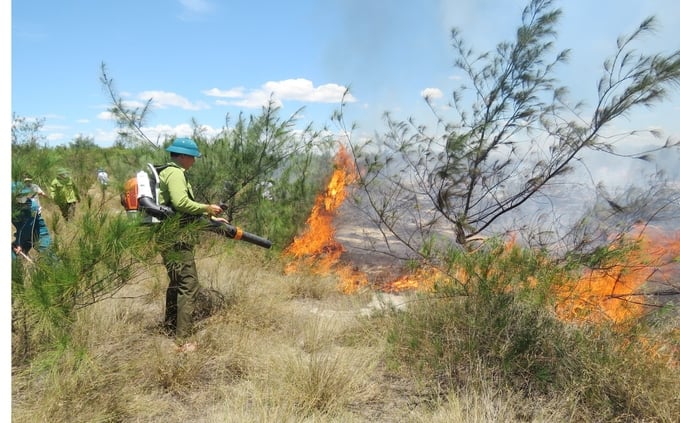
[157,137,227,350]
[12,174,53,260]
[49,167,81,221]
[21,173,47,208]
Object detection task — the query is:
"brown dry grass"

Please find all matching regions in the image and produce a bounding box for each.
[11,237,584,422]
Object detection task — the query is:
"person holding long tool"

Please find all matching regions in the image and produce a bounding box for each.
[157,137,229,351]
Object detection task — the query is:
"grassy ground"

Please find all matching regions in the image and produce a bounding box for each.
[10,186,680,422]
[9,244,571,422]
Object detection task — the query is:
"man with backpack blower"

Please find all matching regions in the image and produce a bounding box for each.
[157,137,229,351]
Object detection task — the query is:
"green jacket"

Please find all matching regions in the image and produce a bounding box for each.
[157,162,207,215]
[49,176,80,206]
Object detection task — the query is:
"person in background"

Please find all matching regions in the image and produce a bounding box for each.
[157,137,228,352]
[97,167,109,187]
[49,167,80,221]
[12,174,52,260]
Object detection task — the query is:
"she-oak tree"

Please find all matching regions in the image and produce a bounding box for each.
[341,0,680,259]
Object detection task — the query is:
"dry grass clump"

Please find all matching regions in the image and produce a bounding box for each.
[263,347,379,415]
[286,272,341,300]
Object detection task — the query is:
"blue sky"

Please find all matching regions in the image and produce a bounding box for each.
[10,0,680,149]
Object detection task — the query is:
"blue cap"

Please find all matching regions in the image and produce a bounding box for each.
[166,137,202,157]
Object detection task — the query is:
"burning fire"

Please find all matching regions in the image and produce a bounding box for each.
[556,223,680,324]
[284,144,368,293]
[379,224,679,326]
[284,145,679,328]
[380,236,515,293]
[282,153,678,370]
[382,266,447,293]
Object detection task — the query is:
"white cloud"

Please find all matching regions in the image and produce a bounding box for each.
[263,79,355,103]
[217,91,282,109]
[421,87,443,100]
[138,90,210,111]
[97,111,114,120]
[85,123,222,148]
[43,123,68,131]
[93,128,118,146]
[202,87,245,98]
[205,78,356,109]
[109,93,200,113]
[120,99,148,109]
[138,123,222,144]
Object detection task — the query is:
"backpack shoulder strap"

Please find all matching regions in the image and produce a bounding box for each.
[147,163,161,183]
[153,164,171,177]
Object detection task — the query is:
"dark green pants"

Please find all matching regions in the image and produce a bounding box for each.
[161,242,199,340]
[59,202,77,221]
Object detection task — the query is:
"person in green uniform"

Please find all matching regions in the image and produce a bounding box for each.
[157,137,227,350]
[49,167,81,221]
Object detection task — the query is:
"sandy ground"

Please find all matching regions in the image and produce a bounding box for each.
[333,202,414,286]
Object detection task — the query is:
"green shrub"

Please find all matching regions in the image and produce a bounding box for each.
[385,240,680,421]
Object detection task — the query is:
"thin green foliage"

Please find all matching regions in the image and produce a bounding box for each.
[12,202,162,363]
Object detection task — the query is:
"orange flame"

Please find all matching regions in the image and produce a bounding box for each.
[382,266,447,293]
[381,236,520,293]
[284,144,368,293]
[381,226,679,327]
[556,224,680,324]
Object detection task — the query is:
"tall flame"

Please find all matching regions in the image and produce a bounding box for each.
[284,144,368,293]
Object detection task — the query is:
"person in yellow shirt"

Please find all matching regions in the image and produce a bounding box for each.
[157,138,227,351]
[49,168,81,221]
